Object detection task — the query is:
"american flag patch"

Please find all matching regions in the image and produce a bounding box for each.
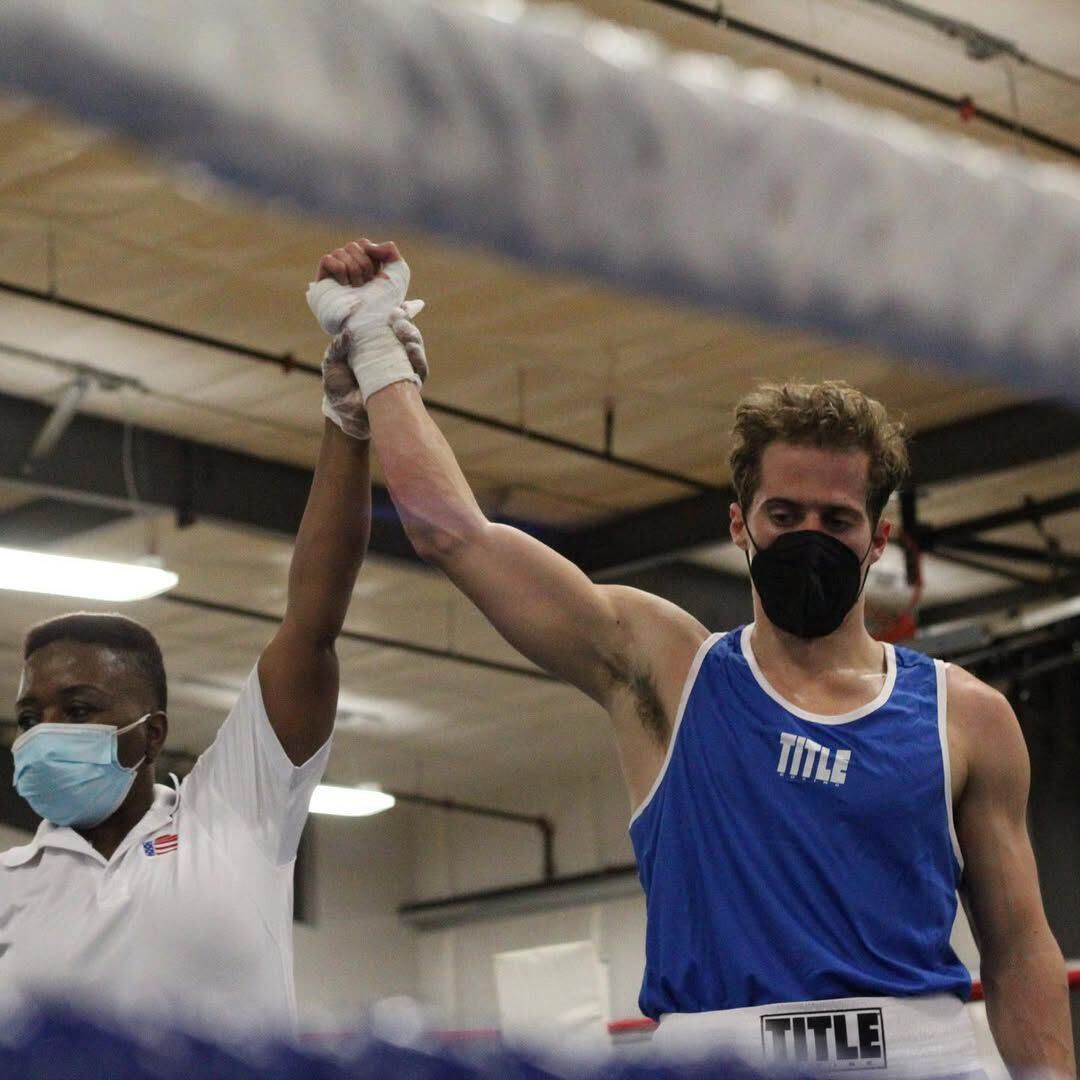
[142,833,178,857]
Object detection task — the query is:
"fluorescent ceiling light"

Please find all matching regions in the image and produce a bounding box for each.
[309,784,395,817]
[0,546,179,602]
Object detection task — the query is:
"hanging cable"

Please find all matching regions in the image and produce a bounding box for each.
[805,0,824,87]
[119,385,142,513]
[1002,58,1027,158]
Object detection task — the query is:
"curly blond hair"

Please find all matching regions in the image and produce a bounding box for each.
[730,381,909,523]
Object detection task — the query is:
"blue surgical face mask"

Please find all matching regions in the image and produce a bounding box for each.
[12,714,150,828]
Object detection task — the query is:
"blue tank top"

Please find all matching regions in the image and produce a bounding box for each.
[629,626,970,1018]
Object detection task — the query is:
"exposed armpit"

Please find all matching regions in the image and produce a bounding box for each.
[631,667,671,748]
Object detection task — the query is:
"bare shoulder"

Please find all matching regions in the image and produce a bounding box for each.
[945,662,1011,720]
[945,663,1020,740]
[945,662,1028,804]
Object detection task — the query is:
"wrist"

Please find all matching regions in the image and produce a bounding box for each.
[348,324,421,402]
[363,376,423,408]
[323,416,369,446]
[321,397,370,440]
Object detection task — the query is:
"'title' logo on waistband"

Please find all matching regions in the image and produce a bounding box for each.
[760,1008,886,1070]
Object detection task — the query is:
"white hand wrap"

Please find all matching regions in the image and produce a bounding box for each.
[306,259,426,402]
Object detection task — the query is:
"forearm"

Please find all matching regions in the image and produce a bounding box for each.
[983,935,1076,1079]
[285,420,371,644]
[366,380,487,561]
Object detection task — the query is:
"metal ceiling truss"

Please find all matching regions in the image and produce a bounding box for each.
[940,537,1080,575]
[0,387,421,558]
[922,571,1080,626]
[0,497,129,546]
[578,403,1080,581]
[947,614,1080,688]
[908,488,1080,588]
[1,388,1079,632]
[0,280,716,495]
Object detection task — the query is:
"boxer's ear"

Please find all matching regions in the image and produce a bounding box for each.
[730,501,749,551]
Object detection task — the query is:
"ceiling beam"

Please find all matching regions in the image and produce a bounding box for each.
[564,487,736,575]
[0,282,713,493]
[0,497,130,546]
[2,389,1078,599]
[0,389,569,566]
[652,1,1080,162]
[568,401,1080,574]
[905,402,1080,487]
[0,389,421,561]
[939,537,1080,574]
[922,490,1080,546]
[930,547,1043,586]
[920,572,1080,625]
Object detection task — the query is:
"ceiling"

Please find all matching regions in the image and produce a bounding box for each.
[0,0,1078,804]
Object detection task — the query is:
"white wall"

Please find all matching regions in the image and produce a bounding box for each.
[292,805,420,1023]
[288,759,646,1029]
[409,761,645,1029]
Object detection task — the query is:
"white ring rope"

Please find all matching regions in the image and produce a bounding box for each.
[2,0,1079,399]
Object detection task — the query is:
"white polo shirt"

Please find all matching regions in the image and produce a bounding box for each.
[0,664,330,1036]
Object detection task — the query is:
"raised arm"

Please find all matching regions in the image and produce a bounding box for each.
[950,666,1076,1079]
[257,416,371,765]
[373,378,704,693]
[315,240,707,800]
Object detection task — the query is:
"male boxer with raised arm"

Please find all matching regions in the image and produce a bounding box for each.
[308,238,1074,1080]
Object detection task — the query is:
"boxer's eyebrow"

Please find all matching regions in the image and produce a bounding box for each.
[762,498,862,520]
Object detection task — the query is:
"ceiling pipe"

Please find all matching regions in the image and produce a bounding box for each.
[389,790,555,883]
[651,0,1080,161]
[0,278,717,494]
[399,864,639,930]
[161,592,555,683]
[20,374,92,475]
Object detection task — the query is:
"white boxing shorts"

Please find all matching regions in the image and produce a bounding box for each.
[651,994,986,1079]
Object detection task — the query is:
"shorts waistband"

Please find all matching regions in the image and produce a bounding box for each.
[653,994,981,1079]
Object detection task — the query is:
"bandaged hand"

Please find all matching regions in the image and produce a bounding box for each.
[320,309,429,440]
[308,239,428,402]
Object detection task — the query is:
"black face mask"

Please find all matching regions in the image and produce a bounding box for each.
[744,522,874,639]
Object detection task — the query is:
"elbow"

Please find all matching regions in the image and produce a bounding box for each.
[980,924,1066,994]
[408,519,481,566]
[389,477,489,566]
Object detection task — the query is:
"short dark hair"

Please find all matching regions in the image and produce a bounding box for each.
[24,612,167,711]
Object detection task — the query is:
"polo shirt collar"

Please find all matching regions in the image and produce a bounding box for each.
[3,780,180,867]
